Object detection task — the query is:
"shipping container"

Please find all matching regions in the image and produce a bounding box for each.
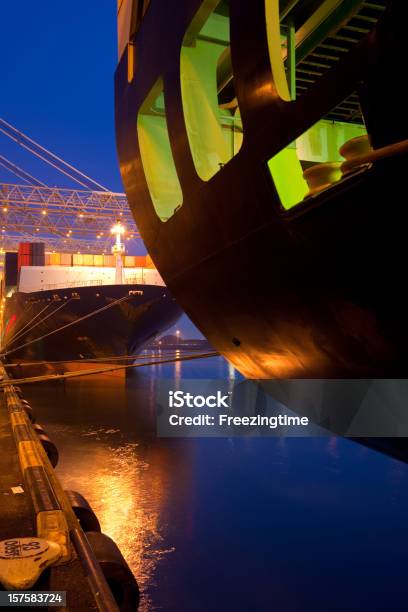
[124,256,135,267]
[134,256,146,267]
[4,252,18,287]
[32,254,45,266]
[93,255,103,267]
[145,255,155,269]
[18,242,31,255]
[103,255,115,267]
[18,254,31,269]
[50,253,61,266]
[31,243,45,257]
[44,254,51,265]
[83,254,93,266]
[60,253,72,266]
[73,254,84,266]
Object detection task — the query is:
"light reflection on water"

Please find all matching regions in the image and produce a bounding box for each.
[23,354,408,612]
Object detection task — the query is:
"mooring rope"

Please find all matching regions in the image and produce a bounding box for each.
[5,298,74,347]
[1,349,192,368]
[0,293,133,358]
[3,300,52,346]
[0,351,221,386]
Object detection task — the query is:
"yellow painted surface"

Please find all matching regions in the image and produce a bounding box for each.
[10,412,28,428]
[37,511,70,563]
[0,538,61,590]
[18,441,43,470]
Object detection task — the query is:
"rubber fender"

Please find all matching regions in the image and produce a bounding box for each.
[85,531,140,611]
[36,433,58,468]
[13,386,23,398]
[65,490,101,533]
[20,400,35,423]
[33,423,46,436]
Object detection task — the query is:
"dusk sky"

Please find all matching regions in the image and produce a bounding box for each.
[1,1,122,191]
[1,1,200,337]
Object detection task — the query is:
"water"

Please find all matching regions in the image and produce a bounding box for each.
[23,355,408,612]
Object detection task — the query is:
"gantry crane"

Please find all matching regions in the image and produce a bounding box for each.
[0,118,139,253]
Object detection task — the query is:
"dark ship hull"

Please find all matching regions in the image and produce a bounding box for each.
[115,0,407,378]
[1,284,182,376]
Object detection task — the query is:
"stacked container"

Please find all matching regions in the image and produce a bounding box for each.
[31,243,45,266]
[134,256,147,267]
[60,253,72,266]
[17,243,32,270]
[17,243,45,269]
[103,255,115,267]
[4,252,18,287]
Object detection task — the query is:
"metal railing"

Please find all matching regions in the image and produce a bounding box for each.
[43,279,104,290]
[40,275,163,291]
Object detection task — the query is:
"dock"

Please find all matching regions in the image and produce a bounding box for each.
[0,364,139,610]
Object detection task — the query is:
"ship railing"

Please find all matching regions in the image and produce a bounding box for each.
[124,274,165,286]
[42,275,164,290]
[43,279,104,290]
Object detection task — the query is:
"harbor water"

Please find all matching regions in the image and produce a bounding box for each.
[24,354,408,612]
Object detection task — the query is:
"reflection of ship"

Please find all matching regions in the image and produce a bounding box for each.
[115,0,407,378]
[1,230,181,375]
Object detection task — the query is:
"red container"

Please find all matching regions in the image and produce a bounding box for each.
[18,242,32,271]
[18,242,32,256]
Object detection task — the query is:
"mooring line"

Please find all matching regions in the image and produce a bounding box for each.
[1,349,200,368]
[5,298,74,347]
[3,300,53,346]
[0,293,133,358]
[0,351,221,386]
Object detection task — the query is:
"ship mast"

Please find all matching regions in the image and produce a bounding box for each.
[111,220,126,284]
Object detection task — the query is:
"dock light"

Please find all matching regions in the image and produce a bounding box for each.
[2,207,8,213]
[111,222,125,237]
[111,221,126,284]
[78,213,84,218]
[41,209,47,215]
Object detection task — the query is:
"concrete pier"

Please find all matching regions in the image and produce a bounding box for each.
[0,365,120,610]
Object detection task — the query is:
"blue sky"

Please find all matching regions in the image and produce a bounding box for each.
[0,1,200,337]
[0,1,122,191]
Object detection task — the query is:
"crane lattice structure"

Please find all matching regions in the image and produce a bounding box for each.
[0,183,138,253]
[0,117,139,253]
